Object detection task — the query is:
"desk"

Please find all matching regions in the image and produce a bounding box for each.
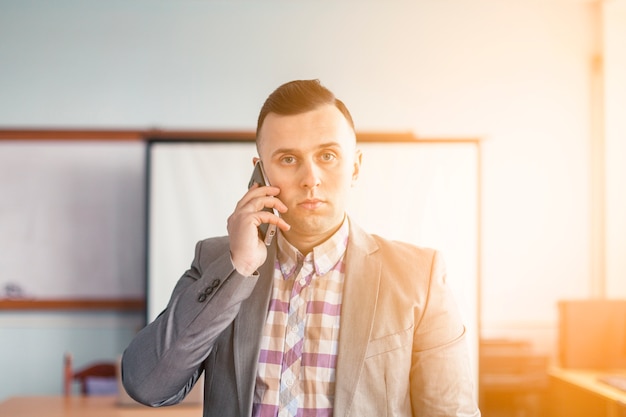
[0,396,202,417]
[549,367,626,417]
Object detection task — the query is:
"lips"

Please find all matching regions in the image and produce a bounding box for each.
[298,198,324,210]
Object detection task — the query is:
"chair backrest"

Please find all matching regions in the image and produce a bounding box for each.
[63,353,117,396]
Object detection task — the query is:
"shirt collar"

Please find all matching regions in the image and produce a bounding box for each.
[276,217,350,280]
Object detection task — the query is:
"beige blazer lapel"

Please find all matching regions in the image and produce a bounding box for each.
[233,242,276,416]
[334,222,381,416]
[230,222,381,417]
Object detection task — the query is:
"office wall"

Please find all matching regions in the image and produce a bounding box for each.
[0,312,143,399]
[604,0,626,297]
[0,0,608,398]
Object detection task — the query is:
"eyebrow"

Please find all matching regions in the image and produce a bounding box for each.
[270,142,342,158]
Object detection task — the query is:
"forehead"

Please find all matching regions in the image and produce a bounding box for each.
[257,104,356,157]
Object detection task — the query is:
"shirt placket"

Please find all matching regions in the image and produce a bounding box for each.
[278,256,315,417]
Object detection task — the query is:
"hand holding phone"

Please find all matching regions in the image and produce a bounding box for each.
[248,160,279,246]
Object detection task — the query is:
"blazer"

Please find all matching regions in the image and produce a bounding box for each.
[122,220,480,417]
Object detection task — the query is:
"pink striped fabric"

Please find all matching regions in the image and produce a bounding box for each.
[252,220,349,417]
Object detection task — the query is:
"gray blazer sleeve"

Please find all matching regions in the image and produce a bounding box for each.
[121,237,259,406]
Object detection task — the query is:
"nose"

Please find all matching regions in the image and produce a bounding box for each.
[299,160,321,189]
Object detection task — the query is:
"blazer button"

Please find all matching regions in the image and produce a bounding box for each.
[197,279,222,303]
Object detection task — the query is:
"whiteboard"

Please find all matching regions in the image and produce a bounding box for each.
[0,141,145,299]
[146,139,480,384]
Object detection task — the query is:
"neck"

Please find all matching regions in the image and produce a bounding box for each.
[283,232,330,255]
[282,216,346,255]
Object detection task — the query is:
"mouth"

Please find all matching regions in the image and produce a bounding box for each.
[298,198,324,211]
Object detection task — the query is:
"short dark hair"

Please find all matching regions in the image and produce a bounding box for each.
[256,79,355,140]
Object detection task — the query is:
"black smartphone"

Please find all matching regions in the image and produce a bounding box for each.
[248,160,278,246]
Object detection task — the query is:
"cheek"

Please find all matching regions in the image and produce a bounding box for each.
[272,178,295,199]
[327,176,354,205]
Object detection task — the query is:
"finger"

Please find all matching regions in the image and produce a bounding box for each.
[235,185,281,210]
[253,195,288,214]
[254,210,291,232]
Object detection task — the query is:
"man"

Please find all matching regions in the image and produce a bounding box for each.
[122,79,480,417]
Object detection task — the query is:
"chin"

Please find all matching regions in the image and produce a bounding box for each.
[289,215,340,237]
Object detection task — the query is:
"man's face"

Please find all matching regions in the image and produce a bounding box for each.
[257,104,361,246]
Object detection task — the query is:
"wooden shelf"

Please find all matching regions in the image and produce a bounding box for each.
[0,298,145,311]
[0,128,255,141]
[0,127,480,144]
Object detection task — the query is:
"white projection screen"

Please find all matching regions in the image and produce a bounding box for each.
[146,138,480,388]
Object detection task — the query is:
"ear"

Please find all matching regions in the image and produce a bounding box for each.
[351,149,362,187]
[252,156,260,165]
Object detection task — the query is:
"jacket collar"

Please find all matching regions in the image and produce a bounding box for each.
[334,220,381,416]
[233,218,381,417]
[233,241,276,416]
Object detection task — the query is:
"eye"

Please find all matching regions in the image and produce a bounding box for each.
[320,152,337,162]
[280,155,296,165]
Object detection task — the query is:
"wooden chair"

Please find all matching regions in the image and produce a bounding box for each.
[63,353,117,396]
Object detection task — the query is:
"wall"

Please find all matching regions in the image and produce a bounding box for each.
[0,0,611,399]
[0,311,143,399]
[604,0,626,298]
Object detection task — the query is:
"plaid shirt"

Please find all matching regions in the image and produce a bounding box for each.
[252,219,349,417]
